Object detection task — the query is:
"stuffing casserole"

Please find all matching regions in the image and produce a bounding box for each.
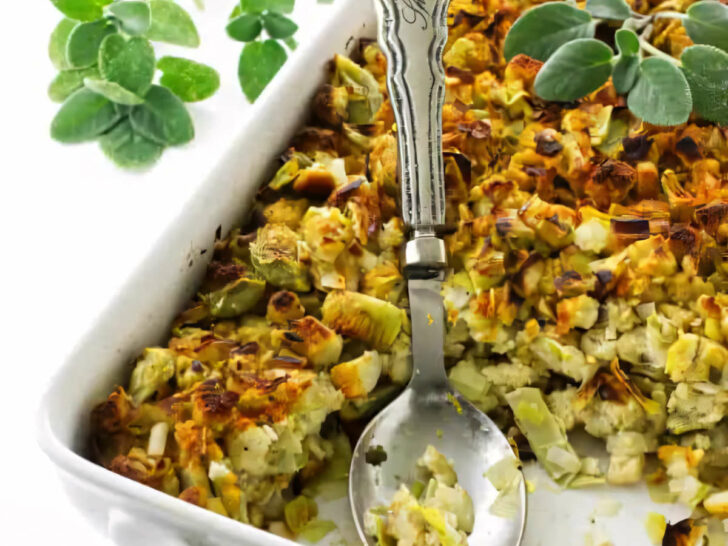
[90,0,728,542]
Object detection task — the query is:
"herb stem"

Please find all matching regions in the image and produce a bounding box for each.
[639,38,681,65]
[652,11,687,20]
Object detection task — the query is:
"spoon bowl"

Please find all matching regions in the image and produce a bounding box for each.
[349,277,526,544]
[350,385,527,545]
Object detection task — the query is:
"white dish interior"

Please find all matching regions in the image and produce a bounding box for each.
[37,1,691,544]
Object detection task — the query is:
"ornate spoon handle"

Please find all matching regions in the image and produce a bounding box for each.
[375,0,450,235]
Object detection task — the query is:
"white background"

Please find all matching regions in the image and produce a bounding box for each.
[0,1,338,543]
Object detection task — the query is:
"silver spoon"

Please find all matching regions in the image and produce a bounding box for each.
[349,1,526,543]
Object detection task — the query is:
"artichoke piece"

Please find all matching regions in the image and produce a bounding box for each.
[667,383,728,434]
[313,83,349,126]
[339,384,401,422]
[262,198,309,230]
[332,55,382,124]
[330,351,382,399]
[206,276,266,318]
[287,316,344,369]
[250,223,311,292]
[268,152,312,190]
[129,348,176,404]
[321,290,404,350]
[505,387,581,486]
[301,206,354,263]
[266,290,306,324]
[530,336,595,383]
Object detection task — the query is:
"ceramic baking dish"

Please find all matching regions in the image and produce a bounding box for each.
[37,1,691,544]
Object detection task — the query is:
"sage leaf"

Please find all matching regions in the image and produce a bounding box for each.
[503,2,595,62]
[262,12,298,39]
[84,78,145,105]
[627,57,692,126]
[226,14,263,42]
[585,0,631,20]
[240,0,269,13]
[50,0,111,22]
[129,85,194,145]
[49,18,77,70]
[612,29,640,94]
[108,1,151,36]
[66,19,116,68]
[681,45,728,126]
[99,35,156,96]
[50,87,121,142]
[100,118,164,168]
[535,39,614,101]
[146,0,200,47]
[238,39,287,101]
[157,56,220,102]
[48,66,100,102]
[267,0,295,13]
[684,1,728,53]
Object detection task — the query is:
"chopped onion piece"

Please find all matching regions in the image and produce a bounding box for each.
[147,422,169,457]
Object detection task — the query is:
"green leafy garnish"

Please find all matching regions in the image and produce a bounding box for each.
[100,118,164,168]
[66,19,117,68]
[51,87,121,142]
[611,29,640,94]
[627,57,692,126]
[238,39,288,101]
[502,0,728,126]
[108,1,151,36]
[683,1,728,52]
[99,34,155,95]
[48,66,100,102]
[680,45,728,126]
[146,0,199,47]
[51,0,112,22]
[47,0,217,169]
[49,18,77,70]
[585,0,631,20]
[503,2,595,62]
[129,85,194,145]
[157,56,220,102]
[229,0,302,102]
[534,38,614,102]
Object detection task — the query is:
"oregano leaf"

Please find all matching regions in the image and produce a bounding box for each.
[50,0,112,22]
[146,0,200,47]
[129,85,194,145]
[627,57,692,126]
[267,0,295,13]
[612,29,640,94]
[238,39,287,101]
[48,66,101,102]
[66,19,117,68]
[99,34,156,96]
[226,13,263,42]
[684,1,728,53]
[534,38,614,101]
[100,118,164,168]
[240,0,268,13]
[681,45,728,126]
[503,2,595,62]
[50,87,121,142]
[585,0,631,20]
[84,77,145,105]
[262,12,298,39]
[108,1,151,36]
[157,56,220,102]
[49,18,78,70]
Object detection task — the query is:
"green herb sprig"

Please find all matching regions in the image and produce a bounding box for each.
[48,0,220,168]
[504,0,728,127]
[226,0,298,102]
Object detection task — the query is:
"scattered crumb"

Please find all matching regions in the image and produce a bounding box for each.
[584,524,613,546]
[436,428,443,439]
[427,313,434,325]
[447,392,463,414]
[644,512,667,545]
[365,445,388,466]
[592,497,622,518]
[525,479,536,493]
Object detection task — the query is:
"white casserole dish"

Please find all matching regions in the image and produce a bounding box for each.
[37,1,691,544]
